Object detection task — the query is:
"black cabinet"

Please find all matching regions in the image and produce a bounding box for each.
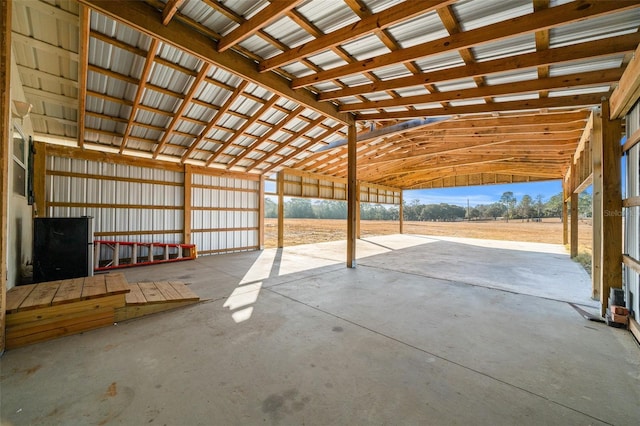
[32,217,94,283]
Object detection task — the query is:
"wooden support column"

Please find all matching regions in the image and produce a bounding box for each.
[562,182,568,246]
[591,115,603,300]
[183,165,192,244]
[570,192,578,258]
[1,0,12,354]
[277,170,284,248]
[346,123,357,268]
[399,191,404,234]
[259,175,265,249]
[600,101,623,316]
[33,141,47,217]
[355,181,361,239]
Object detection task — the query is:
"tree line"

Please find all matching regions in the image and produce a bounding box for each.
[265,191,592,222]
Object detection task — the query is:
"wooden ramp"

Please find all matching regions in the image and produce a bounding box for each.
[114,281,200,322]
[4,274,200,350]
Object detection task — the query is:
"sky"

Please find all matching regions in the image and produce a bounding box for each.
[403,180,566,207]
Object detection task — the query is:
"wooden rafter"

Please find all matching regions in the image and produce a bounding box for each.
[533,0,551,98]
[120,38,159,153]
[77,5,90,147]
[182,80,249,163]
[341,68,623,112]
[318,32,640,101]
[357,93,605,120]
[79,0,352,125]
[259,0,455,72]
[162,0,185,25]
[153,64,211,158]
[291,0,636,89]
[217,0,303,53]
[198,95,280,163]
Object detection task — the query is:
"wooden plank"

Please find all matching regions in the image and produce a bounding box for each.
[5,285,37,313]
[6,310,114,350]
[81,275,107,300]
[592,115,603,301]
[622,254,640,275]
[51,278,85,306]
[154,282,184,301]
[570,192,578,258]
[347,123,357,268]
[125,284,147,305]
[6,294,124,326]
[277,171,284,248]
[610,43,640,119]
[217,0,303,52]
[114,300,198,322]
[623,196,640,208]
[162,0,185,25]
[19,282,62,311]
[105,273,131,294]
[168,282,199,301]
[622,127,640,153]
[6,305,113,335]
[600,101,623,317]
[630,317,640,345]
[259,175,265,249]
[137,282,166,303]
[183,165,192,245]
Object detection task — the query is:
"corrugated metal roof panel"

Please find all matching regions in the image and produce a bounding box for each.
[548,86,611,98]
[492,93,539,103]
[485,69,538,85]
[157,43,202,70]
[454,0,532,32]
[550,10,640,48]
[415,51,465,72]
[549,56,625,78]
[435,79,479,92]
[341,34,391,61]
[307,50,349,71]
[393,86,432,97]
[335,74,373,87]
[472,33,535,62]
[280,62,315,78]
[238,34,280,60]
[179,0,226,34]
[389,11,449,49]
[262,15,311,52]
[297,0,358,34]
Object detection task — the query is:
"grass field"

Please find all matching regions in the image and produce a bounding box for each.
[264,217,593,254]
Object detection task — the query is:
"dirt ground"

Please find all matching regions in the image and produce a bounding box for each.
[264,218,593,253]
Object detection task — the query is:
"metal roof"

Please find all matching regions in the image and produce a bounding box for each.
[10,0,640,189]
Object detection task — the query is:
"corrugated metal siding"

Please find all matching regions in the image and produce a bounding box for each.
[191,172,259,255]
[625,101,640,320]
[46,155,184,263]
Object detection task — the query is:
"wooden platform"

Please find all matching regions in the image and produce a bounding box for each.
[5,274,200,350]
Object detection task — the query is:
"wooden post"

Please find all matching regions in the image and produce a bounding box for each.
[33,141,47,217]
[562,190,568,246]
[570,192,578,258]
[183,165,192,244]
[346,123,357,268]
[277,170,284,248]
[1,0,12,354]
[600,101,623,316]
[258,175,265,249]
[591,115,603,301]
[399,190,404,234]
[355,181,361,239]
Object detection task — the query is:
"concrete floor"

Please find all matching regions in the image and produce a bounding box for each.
[1,234,639,425]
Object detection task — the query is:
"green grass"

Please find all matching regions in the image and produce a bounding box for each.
[573,251,592,276]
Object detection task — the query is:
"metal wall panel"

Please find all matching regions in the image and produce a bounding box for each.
[46,155,185,264]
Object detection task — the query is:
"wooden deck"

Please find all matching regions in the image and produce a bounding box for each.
[5,274,200,350]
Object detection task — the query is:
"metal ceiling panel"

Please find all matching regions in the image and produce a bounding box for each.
[549,9,640,48]
[341,34,391,61]
[388,11,449,49]
[262,15,311,52]
[548,56,625,77]
[297,0,357,34]
[472,33,536,62]
[453,0,532,32]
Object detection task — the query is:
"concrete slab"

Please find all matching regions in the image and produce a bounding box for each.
[1,235,638,425]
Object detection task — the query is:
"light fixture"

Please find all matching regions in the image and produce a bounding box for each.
[12,100,32,124]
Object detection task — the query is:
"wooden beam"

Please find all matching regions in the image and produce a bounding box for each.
[183,164,192,245]
[599,101,623,316]
[33,142,47,217]
[277,171,284,248]
[162,0,185,25]
[78,4,90,147]
[610,43,640,119]
[318,33,640,101]
[181,81,249,163]
[217,0,303,53]
[78,0,351,125]
[121,38,159,153]
[259,175,265,250]
[562,182,568,246]
[1,0,12,354]
[399,191,404,234]
[259,0,454,72]
[340,68,623,112]
[622,127,640,153]
[153,64,211,158]
[355,93,605,120]
[292,1,638,88]
[570,182,578,258]
[347,123,357,268]
[355,182,361,239]
[592,113,602,301]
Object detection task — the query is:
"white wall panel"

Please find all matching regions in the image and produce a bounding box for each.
[625,101,640,319]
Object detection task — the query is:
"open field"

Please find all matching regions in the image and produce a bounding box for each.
[264,218,593,253]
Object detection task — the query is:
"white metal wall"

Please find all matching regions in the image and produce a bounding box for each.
[624,100,640,319]
[190,172,259,255]
[46,155,185,264]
